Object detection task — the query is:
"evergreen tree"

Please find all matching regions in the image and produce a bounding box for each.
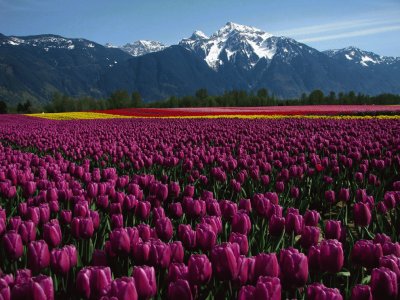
[131,91,143,108]
[0,101,7,114]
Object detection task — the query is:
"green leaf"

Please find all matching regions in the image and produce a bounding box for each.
[361,275,371,284]
[337,271,351,277]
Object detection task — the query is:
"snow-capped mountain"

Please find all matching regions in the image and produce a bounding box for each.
[1,22,400,105]
[180,22,278,70]
[324,46,400,67]
[119,40,166,56]
[0,34,99,51]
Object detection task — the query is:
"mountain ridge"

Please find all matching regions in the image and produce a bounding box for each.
[0,22,399,105]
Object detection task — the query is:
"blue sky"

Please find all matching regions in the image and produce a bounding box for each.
[0,0,399,56]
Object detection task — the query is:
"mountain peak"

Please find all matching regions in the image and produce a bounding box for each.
[190,30,209,40]
[120,40,166,56]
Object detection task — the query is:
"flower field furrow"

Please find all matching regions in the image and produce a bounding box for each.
[0,115,399,299]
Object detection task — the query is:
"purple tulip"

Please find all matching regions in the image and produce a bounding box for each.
[188,254,212,285]
[110,228,131,255]
[43,221,62,248]
[135,201,151,220]
[231,211,251,235]
[339,188,350,202]
[374,233,391,245]
[195,223,216,251]
[353,202,372,227]
[269,215,285,236]
[307,283,343,300]
[238,199,252,213]
[351,285,372,300]
[76,266,112,299]
[169,203,183,218]
[319,239,344,273]
[167,263,188,282]
[254,253,280,280]
[325,220,342,240]
[168,279,192,300]
[155,217,173,241]
[111,213,123,229]
[371,267,398,300]
[238,285,256,300]
[352,240,383,269]
[304,210,320,227]
[71,217,94,239]
[254,276,281,300]
[132,266,157,299]
[11,275,54,300]
[148,240,171,268]
[60,210,72,224]
[169,241,184,263]
[285,212,304,235]
[107,277,138,300]
[279,247,308,288]
[178,224,196,250]
[210,242,240,281]
[18,220,36,245]
[2,231,23,260]
[50,248,70,275]
[64,244,78,267]
[300,226,320,249]
[27,240,50,273]
[229,232,249,255]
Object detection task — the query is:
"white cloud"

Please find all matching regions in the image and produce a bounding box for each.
[275,18,399,37]
[299,24,400,42]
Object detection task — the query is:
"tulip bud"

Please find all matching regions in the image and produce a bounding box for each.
[195,223,216,251]
[352,240,383,269]
[167,263,188,282]
[319,239,344,273]
[300,226,320,249]
[169,241,184,263]
[18,221,36,244]
[285,212,303,235]
[229,232,249,255]
[28,240,50,273]
[43,221,62,248]
[110,228,131,255]
[279,247,308,288]
[132,266,157,299]
[351,284,372,300]
[254,253,280,280]
[232,211,251,235]
[238,285,256,300]
[148,240,171,269]
[307,283,343,300]
[168,279,192,300]
[354,202,372,227]
[371,267,398,300]
[254,276,281,300]
[50,248,70,275]
[210,243,240,281]
[108,277,138,300]
[155,217,173,241]
[2,231,23,260]
[304,210,320,227]
[269,215,285,236]
[169,203,183,218]
[188,254,212,285]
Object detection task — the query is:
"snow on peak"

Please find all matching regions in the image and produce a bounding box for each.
[324,46,398,67]
[190,30,209,40]
[120,40,166,56]
[179,22,276,70]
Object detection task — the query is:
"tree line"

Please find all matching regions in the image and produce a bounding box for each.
[1,88,400,114]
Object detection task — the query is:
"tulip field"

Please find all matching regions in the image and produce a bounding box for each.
[0,108,400,299]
